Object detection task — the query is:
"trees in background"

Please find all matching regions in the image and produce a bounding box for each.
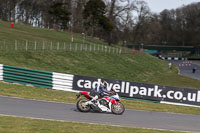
[48,2,71,30]
[83,0,114,44]
[83,0,108,36]
[0,0,20,21]
[147,2,200,46]
[128,1,200,46]
[0,0,200,46]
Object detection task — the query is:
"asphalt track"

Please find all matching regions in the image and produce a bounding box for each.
[0,96,200,132]
[170,60,200,80]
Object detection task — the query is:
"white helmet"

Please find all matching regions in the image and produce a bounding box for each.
[101,80,108,89]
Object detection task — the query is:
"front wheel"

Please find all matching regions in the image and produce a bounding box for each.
[111,102,125,115]
[76,99,91,112]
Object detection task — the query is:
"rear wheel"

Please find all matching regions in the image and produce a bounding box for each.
[76,99,91,112]
[111,102,125,115]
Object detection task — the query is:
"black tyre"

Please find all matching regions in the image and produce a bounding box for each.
[76,99,91,112]
[111,102,125,115]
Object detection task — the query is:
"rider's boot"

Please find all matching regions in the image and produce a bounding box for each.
[85,95,98,105]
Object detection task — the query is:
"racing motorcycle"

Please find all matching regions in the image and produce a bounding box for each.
[76,90,125,115]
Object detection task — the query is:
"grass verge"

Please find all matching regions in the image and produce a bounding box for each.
[0,115,187,133]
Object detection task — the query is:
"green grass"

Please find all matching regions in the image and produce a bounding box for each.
[0,21,200,115]
[0,21,200,133]
[0,115,187,133]
[0,21,106,45]
[0,21,199,89]
[0,50,200,89]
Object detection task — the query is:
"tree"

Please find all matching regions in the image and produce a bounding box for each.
[0,0,20,21]
[104,0,137,44]
[131,0,151,44]
[70,0,88,33]
[83,0,112,37]
[48,2,71,30]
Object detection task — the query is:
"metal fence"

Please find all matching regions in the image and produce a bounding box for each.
[0,40,128,54]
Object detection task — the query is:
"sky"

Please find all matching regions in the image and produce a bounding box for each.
[143,0,200,13]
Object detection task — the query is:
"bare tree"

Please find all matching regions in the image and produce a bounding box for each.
[102,0,137,44]
[0,0,20,21]
[131,0,151,44]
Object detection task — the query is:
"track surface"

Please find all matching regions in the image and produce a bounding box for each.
[170,60,200,80]
[0,96,200,132]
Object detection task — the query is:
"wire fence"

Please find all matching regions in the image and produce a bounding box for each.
[0,40,131,54]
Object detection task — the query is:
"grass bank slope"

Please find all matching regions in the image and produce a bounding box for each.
[0,21,105,44]
[0,21,200,88]
[0,50,200,89]
[0,21,199,133]
[0,21,200,116]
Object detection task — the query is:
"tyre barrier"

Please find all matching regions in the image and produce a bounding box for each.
[0,64,3,81]
[0,64,74,91]
[158,55,184,60]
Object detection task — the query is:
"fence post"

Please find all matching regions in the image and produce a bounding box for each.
[15,40,17,50]
[51,41,53,50]
[75,43,77,51]
[35,41,37,50]
[57,42,59,50]
[26,40,28,51]
[64,42,66,50]
[90,44,92,52]
[81,43,82,51]
[43,41,45,50]
[70,43,72,51]
[85,44,87,51]
[4,40,6,50]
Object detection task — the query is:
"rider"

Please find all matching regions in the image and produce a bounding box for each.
[87,80,115,104]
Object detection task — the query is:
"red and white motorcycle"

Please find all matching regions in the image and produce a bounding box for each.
[76,90,125,115]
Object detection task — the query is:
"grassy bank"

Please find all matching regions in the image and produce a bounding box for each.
[0,20,199,88]
[0,21,200,115]
[0,21,105,45]
[0,50,200,89]
[0,20,199,133]
[0,115,187,133]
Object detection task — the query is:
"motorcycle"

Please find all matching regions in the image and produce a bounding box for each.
[76,90,125,115]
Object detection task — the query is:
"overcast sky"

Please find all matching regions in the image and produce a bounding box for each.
[143,0,200,13]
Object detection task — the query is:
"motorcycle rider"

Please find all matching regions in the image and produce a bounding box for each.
[86,80,115,105]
